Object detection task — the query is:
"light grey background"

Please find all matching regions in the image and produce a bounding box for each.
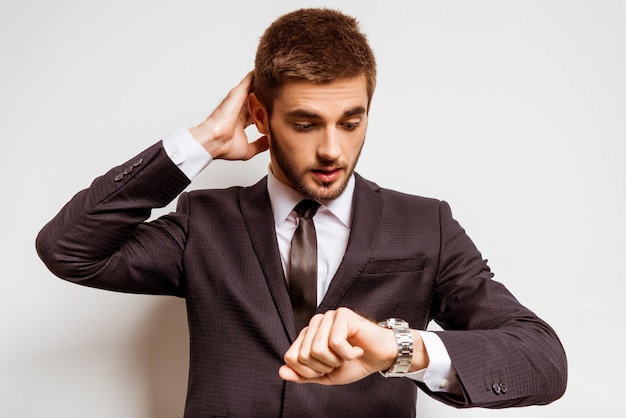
[1,0,624,417]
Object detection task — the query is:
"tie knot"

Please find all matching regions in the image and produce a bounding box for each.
[294,199,320,219]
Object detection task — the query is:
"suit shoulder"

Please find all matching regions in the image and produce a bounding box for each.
[186,185,246,200]
[356,173,443,208]
[182,177,267,214]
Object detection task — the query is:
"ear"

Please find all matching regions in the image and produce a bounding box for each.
[248,93,270,135]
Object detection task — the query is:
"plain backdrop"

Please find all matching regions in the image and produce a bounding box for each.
[1,0,625,417]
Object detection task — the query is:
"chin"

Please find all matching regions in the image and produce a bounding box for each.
[302,182,346,201]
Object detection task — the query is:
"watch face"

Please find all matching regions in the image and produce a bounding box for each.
[379,318,409,329]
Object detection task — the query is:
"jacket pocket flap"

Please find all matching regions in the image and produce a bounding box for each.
[362,257,426,274]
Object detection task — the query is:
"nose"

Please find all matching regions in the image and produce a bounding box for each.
[317,127,342,161]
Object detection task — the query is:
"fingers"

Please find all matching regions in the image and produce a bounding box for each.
[282,309,366,381]
[238,70,254,90]
[325,311,365,361]
[231,71,255,110]
[283,315,336,380]
[211,72,253,127]
[278,364,306,382]
[303,314,345,370]
[245,135,269,159]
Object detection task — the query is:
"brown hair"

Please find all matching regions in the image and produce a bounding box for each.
[254,8,377,114]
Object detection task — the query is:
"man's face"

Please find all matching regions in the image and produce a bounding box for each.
[264,76,369,201]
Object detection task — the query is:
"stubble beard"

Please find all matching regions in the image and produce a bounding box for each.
[269,125,363,201]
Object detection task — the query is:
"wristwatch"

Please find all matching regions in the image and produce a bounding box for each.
[378,318,413,378]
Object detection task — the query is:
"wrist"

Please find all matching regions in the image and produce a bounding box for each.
[409,330,429,372]
[381,328,399,368]
[189,123,224,158]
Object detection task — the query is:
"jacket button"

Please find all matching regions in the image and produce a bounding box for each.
[114,174,124,182]
[492,383,502,394]
[132,158,143,167]
[500,382,508,393]
[123,166,133,175]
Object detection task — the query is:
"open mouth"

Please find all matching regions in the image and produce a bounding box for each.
[311,167,342,183]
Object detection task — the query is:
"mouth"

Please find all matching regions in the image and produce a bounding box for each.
[311,167,343,183]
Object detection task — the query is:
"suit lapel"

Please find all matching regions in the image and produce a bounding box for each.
[239,177,298,340]
[318,174,383,312]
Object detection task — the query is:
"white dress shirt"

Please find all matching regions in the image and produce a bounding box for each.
[162,127,461,394]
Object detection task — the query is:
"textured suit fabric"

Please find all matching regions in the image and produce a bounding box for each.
[36,142,567,417]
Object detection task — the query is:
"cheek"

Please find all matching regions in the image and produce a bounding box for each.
[343,134,365,157]
[278,135,315,157]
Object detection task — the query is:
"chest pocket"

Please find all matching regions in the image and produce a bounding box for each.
[343,256,430,327]
[361,257,426,275]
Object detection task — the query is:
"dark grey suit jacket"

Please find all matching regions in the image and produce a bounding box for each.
[36,142,567,417]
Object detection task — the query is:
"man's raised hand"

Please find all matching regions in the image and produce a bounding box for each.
[190,72,269,161]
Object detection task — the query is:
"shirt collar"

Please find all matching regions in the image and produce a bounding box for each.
[267,168,355,228]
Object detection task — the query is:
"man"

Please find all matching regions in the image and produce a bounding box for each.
[36,8,567,417]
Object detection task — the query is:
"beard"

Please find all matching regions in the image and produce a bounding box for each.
[269,124,363,201]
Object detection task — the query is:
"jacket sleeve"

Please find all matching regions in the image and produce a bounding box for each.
[424,200,567,408]
[35,142,192,296]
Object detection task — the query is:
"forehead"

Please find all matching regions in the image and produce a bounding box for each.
[273,76,368,118]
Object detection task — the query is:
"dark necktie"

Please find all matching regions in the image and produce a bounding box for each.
[289,199,321,332]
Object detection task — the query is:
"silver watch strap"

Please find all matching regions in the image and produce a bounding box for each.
[378,319,413,378]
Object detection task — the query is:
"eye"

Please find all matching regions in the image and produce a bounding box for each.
[341,121,361,131]
[294,123,314,131]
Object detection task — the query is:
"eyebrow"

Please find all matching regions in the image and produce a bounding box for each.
[285,106,366,120]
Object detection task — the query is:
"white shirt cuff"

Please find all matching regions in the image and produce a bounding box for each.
[402,331,461,394]
[162,126,212,180]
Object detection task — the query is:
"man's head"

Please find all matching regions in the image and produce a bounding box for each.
[253,8,377,115]
[249,8,375,201]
